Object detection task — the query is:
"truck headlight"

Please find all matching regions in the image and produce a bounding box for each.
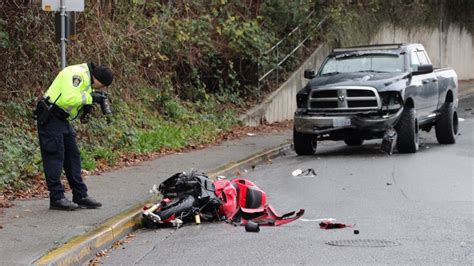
[296,93,308,108]
[379,91,402,113]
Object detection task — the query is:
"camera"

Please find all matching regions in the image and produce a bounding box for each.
[92,91,113,115]
[100,98,112,115]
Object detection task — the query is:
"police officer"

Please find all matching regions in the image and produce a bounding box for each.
[36,63,113,210]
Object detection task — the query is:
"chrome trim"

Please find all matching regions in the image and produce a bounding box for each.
[307,86,381,112]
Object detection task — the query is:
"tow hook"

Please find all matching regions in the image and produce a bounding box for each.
[381,127,397,155]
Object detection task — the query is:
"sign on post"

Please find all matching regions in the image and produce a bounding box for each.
[42,0,84,69]
[42,0,84,12]
[54,12,76,43]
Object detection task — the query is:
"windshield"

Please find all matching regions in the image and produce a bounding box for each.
[320,54,405,75]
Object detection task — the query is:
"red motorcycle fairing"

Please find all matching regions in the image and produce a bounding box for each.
[241,205,305,226]
[214,179,238,220]
[215,178,303,226]
[214,178,267,220]
[232,178,266,214]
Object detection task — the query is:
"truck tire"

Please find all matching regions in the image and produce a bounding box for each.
[344,139,364,146]
[435,102,458,144]
[395,107,419,153]
[293,127,317,155]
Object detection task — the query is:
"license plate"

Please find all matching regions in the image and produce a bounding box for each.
[333,118,351,127]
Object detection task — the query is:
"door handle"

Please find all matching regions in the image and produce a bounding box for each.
[422,80,428,84]
[432,79,438,83]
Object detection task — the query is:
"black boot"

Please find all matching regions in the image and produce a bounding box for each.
[73,196,102,209]
[50,198,79,211]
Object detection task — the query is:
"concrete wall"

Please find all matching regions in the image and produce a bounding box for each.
[371,23,473,80]
[241,23,473,126]
[240,43,331,126]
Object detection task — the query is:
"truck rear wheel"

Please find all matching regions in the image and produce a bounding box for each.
[395,107,419,153]
[344,138,364,146]
[293,127,317,155]
[435,102,458,144]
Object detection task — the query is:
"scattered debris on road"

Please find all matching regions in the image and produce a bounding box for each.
[142,171,304,230]
[245,221,260,232]
[381,128,397,155]
[301,218,356,231]
[319,221,354,229]
[292,168,317,177]
[292,169,302,176]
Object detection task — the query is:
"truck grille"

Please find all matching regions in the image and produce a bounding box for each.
[308,86,381,113]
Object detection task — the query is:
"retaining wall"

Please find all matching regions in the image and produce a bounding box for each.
[240,43,331,126]
[372,23,473,80]
[241,24,473,126]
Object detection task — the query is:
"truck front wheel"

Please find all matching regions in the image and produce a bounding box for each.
[395,107,419,153]
[293,127,317,155]
[435,102,458,144]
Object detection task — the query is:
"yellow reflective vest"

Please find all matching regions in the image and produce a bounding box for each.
[44,63,94,120]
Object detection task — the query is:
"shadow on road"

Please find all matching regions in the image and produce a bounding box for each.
[297,136,457,158]
[307,142,389,157]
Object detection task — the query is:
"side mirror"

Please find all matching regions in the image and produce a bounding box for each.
[412,64,433,75]
[304,69,316,79]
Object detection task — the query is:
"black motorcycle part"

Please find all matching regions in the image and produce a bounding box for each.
[157,195,198,221]
[245,221,260,232]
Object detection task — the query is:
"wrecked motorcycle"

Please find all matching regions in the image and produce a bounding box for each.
[142,171,304,229]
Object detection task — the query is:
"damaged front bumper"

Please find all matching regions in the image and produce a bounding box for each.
[294,108,404,135]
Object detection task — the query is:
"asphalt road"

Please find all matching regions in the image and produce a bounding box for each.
[100,97,473,265]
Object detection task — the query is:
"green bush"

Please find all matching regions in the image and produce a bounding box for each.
[0,102,41,190]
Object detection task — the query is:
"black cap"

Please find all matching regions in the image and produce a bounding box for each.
[92,65,114,86]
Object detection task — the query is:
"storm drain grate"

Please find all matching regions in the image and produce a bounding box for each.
[326,239,399,247]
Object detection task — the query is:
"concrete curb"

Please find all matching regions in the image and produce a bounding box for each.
[35,142,292,265]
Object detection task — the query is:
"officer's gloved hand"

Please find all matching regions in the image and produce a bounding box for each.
[79,104,94,124]
[91,91,107,104]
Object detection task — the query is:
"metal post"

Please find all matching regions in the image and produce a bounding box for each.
[438,18,443,67]
[257,58,261,103]
[60,0,67,69]
[276,46,279,84]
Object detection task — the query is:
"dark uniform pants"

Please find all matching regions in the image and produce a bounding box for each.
[38,115,88,200]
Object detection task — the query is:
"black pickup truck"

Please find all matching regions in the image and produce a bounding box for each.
[294,43,458,155]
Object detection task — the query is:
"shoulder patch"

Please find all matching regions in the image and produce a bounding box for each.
[72,75,82,87]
